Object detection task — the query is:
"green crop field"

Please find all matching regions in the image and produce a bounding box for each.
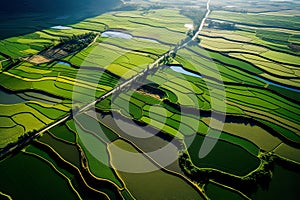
[185,134,261,176]
[209,10,300,30]
[49,123,77,143]
[0,0,300,199]
[108,139,203,200]
[0,152,79,199]
[205,181,245,200]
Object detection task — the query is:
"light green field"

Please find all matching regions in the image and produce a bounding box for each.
[0,103,55,147]
[70,21,107,32]
[0,60,116,101]
[274,143,300,163]
[199,35,300,66]
[77,133,124,187]
[65,43,156,79]
[202,117,281,152]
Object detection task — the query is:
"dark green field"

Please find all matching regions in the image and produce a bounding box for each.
[0,0,299,199]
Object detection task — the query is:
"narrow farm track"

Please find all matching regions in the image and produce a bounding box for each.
[0,1,212,198]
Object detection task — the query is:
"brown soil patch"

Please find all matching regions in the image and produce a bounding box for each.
[136,89,162,100]
[25,48,68,65]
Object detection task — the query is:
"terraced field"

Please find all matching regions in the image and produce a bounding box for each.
[0,0,300,199]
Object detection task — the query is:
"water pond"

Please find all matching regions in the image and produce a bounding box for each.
[0,88,25,104]
[101,31,133,40]
[170,65,202,78]
[51,25,73,30]
[57,61,72,67]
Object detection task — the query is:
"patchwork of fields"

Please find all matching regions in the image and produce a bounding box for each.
[0,0,300,199]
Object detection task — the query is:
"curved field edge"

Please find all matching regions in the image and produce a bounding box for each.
[108,138,207,200]
[0,152,80,200]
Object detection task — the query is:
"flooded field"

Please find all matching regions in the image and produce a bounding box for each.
[108,139,203,200]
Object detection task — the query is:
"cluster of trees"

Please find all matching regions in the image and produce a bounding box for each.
[211,5,248,14]
[179,152,211,184]
[175,9,205,47]
[180,8,205,45]
[288,43,300,52]
[180,8,206,28]
[42,43,55,50]
[0,129,38,159]
[17,130,37,141]
[208,20,236,30]
[59,32,98,53]
[174,34,200,50]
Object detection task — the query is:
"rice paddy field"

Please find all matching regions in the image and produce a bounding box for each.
[0,0,300,199]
